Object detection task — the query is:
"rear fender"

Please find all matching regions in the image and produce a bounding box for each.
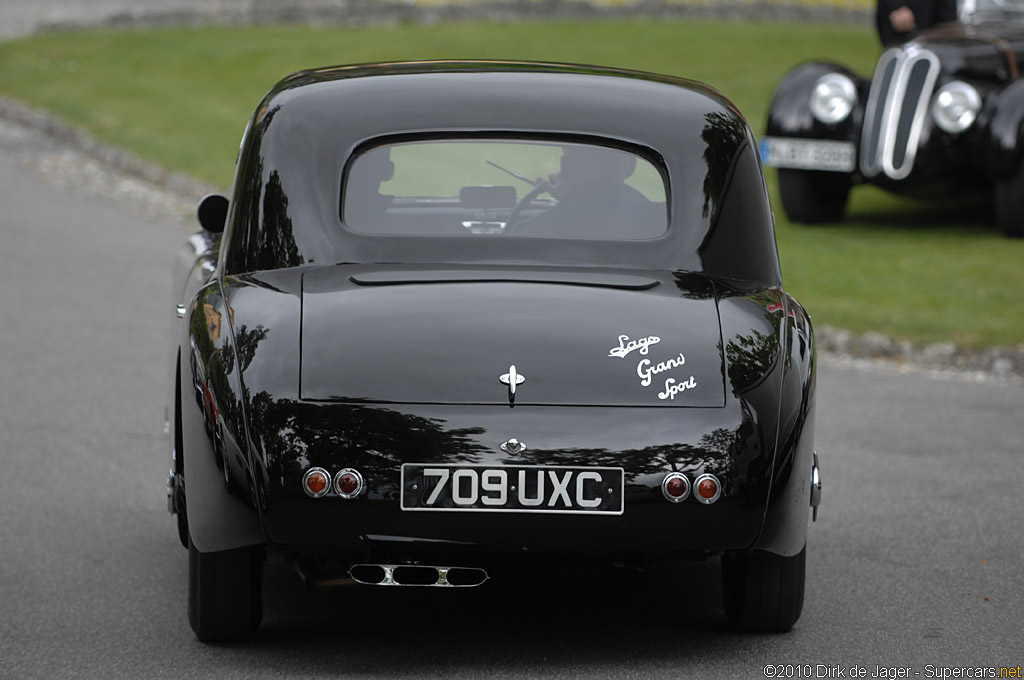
[180,282,264,553]
[753,294,816,556]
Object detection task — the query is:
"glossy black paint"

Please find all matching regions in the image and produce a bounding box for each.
[766,18,1024,199]
[225,61,781,286]
[169,61,816,566]
[300,267,726,407]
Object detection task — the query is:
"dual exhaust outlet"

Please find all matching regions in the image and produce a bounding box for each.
[348,564,489,588]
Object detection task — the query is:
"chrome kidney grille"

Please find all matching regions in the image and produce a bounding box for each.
[859,44,940,180]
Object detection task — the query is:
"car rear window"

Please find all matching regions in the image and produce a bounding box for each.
[342,139,668,240]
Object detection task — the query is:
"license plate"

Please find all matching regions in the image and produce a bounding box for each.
[400,464,624,515]
[759,137,856,172]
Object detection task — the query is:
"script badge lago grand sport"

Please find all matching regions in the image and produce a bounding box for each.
[607,333,698,401]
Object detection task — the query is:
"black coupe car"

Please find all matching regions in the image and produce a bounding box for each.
[760,0,1024,237]
[167,60,821,641]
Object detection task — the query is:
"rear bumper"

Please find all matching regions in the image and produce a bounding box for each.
[252,401,789,559]
[262,488,766,559]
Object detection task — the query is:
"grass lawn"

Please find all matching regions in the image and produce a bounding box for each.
[0,19,1021,348]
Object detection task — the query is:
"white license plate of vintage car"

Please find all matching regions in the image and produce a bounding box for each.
[400,464,624,515]
[759,137,856,172]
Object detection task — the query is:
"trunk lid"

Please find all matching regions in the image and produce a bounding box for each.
[300,265,725,407]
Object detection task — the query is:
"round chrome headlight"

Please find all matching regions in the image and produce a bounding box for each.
[809,73,858,125]
[932,81,981,134]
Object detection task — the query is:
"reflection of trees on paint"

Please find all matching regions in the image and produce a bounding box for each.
[247,397,489,503]
[254,170,303,270]
[725,329,779,394]
[700,110,748,219]
[519,427,738,482]
[671,271,715,299]
[222,324,268,376]
[243,393,761,504]
[230,105,303,272]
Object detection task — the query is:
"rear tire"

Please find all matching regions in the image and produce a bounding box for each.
[777,169,850,224]
[188,537,264,642]
[722,545,806,632]
[994,164,1024,238]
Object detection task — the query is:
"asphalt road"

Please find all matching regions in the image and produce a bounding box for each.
[1,3,1022,673]
[0,105,1022,678]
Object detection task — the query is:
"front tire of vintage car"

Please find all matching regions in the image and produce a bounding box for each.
[188,537,264,642]
[994,165,1024,238]
[721,545,805,633]
[777,169,850,224]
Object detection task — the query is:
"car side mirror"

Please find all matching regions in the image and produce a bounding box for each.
[197,194,229,234]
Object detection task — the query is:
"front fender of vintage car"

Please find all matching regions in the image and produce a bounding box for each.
[986,78,1024,176]
[766,62,867,143]
[185,270,815,559]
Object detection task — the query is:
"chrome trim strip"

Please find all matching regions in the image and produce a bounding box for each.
[811,451,822,522]
[364,534,477,545]
[167,468,177,514]
[187,232,216,259]
[882,47,940,179]
[860,49,901,177]
[861,45,941,180]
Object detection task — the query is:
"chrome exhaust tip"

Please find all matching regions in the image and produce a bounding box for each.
[811,451,822,522]
[348,564,489,588]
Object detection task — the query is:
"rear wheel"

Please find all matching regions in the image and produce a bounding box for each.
[994,164,1024,238]
[188,537,264,642]
[777,169,850,224]
[722,545,806,632]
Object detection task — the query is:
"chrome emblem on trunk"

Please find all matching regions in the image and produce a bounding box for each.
[499,365,525,395]
[500,438,527,455]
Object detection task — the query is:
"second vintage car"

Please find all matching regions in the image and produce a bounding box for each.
[168,60,821,641]
[761,0,1024,237]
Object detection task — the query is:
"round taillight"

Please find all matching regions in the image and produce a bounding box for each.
[335,468,364,499]
[661,472,691,503]
[694,474,721,504]
[303,468,330,498]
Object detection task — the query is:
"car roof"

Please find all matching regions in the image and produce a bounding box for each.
[226,60,781,286]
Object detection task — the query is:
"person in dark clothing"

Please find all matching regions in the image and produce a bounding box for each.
[519,145,665,240]
[876,0,959,47]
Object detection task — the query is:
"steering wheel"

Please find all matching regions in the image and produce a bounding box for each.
[505,183,550,233]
